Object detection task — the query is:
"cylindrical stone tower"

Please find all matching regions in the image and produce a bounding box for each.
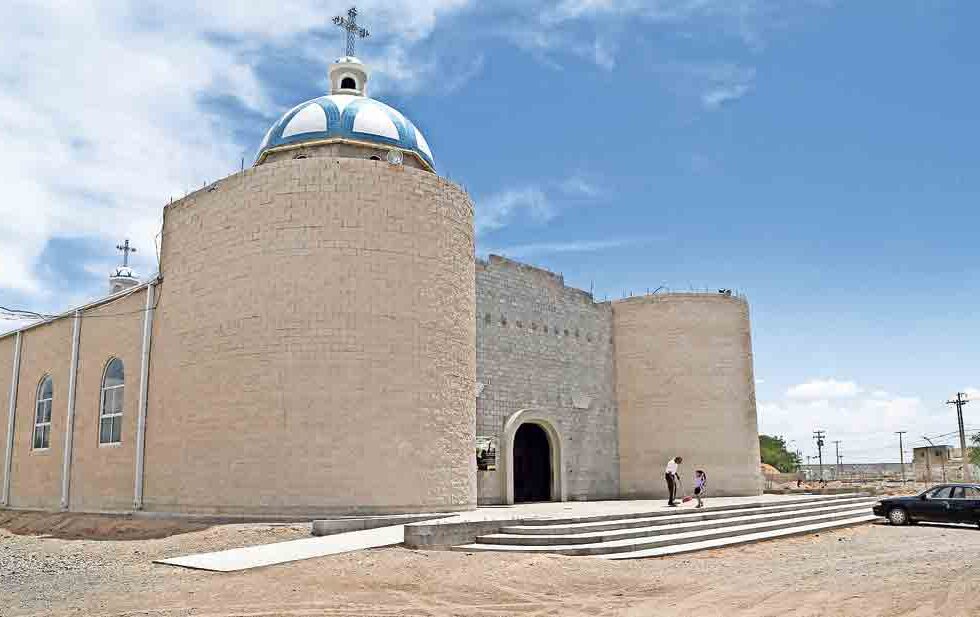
[143,53,476,516]
[613,293,762,498]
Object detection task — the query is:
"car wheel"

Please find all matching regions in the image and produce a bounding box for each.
[887,507,909,526]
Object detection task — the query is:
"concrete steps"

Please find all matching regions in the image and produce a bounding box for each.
[454,494,877,558]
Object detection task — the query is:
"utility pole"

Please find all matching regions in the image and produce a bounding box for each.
[896,431,907,484]
[921,436,933,484]
[813,431,826,481]
[833,440,842,479]
[946,392,972,482]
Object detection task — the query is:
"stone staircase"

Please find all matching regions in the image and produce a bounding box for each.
[453,494,878,559]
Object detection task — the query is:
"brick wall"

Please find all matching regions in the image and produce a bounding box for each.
[144,157,476,516]
[475,256,619,503]
[613,294,762,498]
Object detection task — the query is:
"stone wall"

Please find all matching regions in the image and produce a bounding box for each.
[475,255,618,503]
[145,157,476,516]
[613,294,762,498]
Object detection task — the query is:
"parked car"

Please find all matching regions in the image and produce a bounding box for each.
[873,484,980,527]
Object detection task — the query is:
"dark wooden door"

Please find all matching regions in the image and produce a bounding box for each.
[514,423,551,503]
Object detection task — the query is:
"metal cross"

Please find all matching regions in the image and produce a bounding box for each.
[116,239,137,267]
[333,7,370,57]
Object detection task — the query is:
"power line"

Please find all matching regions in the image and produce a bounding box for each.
[896,431,907,484]
[0,283,157,334]
[946,392,973,482]
[0,305,57,320]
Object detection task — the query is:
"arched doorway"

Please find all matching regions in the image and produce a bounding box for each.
[501,409,566,505]
[513,423,552,503]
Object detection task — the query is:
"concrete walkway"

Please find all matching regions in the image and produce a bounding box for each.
[155,524,405,572]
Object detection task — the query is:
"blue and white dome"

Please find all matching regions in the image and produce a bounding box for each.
[254,94,435,170]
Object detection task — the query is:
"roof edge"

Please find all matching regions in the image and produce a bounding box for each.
[254,136,435,173]
[0,276,160,341]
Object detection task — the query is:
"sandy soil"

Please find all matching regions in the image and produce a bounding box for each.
[2,512,979,617]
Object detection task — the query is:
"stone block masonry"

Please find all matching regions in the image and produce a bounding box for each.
[0,157,761,516]
[145,157,476,516]
[614,294,762,499]
[475,256,619,503]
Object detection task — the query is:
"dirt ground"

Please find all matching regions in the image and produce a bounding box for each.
[2,511,979,617]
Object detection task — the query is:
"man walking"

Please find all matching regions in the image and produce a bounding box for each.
[665,456,683,506]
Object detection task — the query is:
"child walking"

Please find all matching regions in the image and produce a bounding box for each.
[694,470,707,508]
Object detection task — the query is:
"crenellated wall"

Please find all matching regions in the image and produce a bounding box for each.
[475,255,619,503]
[613,293,762,498]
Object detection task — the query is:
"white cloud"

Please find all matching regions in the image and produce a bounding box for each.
[759,378,955,464]
[475,188,554,234]
[0,0,472,303]
[786,379,860,400]
[658,62,756,110]
[485,237,640,258]
[476,173,606,235]
[559,175,601,198]
[702,82,751,109]
[543,0,832,47]
[593,37,617,71]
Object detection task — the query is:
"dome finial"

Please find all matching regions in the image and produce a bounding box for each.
[116,239,136,268]
[329,7,372,96]
[333,7,370,57]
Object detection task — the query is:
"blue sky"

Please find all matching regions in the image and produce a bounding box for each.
[1,1,978,464]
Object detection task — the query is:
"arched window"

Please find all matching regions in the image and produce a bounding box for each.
[32,375,53,450]
[99,358,124,444]
[340,76,357,90]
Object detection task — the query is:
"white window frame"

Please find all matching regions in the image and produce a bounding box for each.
[99,358,124,445]
[32,375,53,450]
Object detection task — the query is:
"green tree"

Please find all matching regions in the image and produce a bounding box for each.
[969,432,980,467]
[759,434,801,473]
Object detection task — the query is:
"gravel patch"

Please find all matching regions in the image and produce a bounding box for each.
[3,513,980,616]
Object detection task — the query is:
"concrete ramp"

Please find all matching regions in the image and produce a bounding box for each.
[156,524,404,572]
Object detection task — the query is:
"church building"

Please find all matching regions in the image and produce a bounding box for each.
[0,14,761,517]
